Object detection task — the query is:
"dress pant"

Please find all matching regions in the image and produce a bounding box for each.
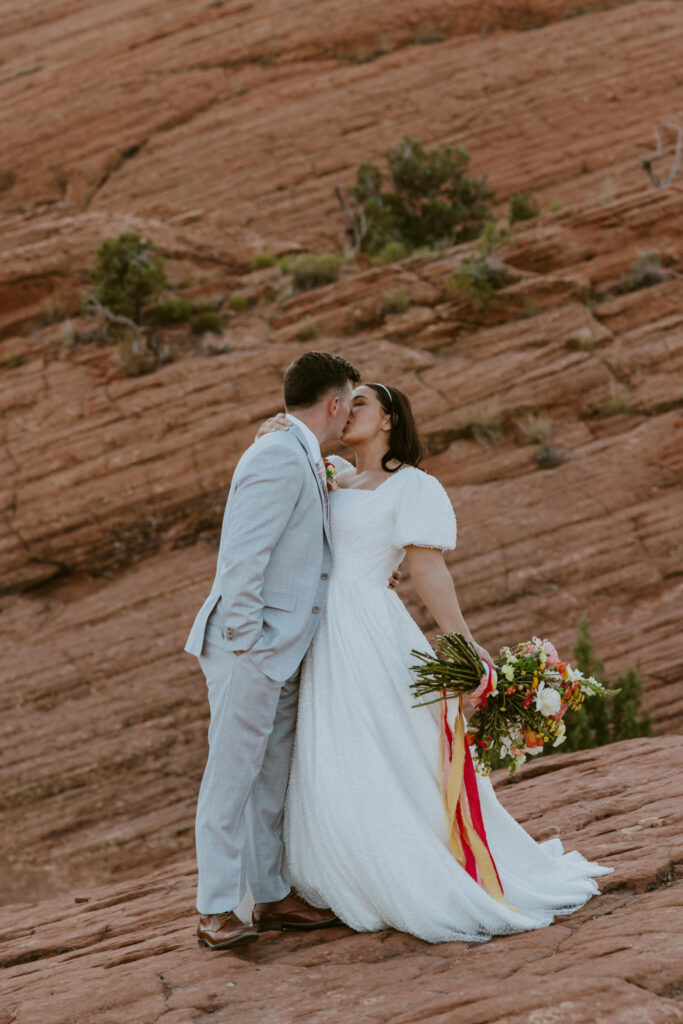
[195,622,300,914]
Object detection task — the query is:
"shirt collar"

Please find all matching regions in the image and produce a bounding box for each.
[286,413,322,465]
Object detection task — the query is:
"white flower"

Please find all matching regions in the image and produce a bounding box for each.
[553,722,567,747]
[503,664,515,682]
[535,682,562,717]
[514,752,526,769]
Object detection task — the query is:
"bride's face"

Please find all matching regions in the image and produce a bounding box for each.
[341,386,391,447]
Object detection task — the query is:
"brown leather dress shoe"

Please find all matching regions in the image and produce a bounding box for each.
[197,911,259,950]
[253,891,340,932]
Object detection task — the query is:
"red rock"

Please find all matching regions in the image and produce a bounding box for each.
[1,2,682,1018]
[0,739,681,1024]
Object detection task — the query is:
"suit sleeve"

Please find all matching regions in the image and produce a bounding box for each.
[218,443,306,650]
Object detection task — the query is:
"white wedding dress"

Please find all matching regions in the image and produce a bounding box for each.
[284,459,611,944]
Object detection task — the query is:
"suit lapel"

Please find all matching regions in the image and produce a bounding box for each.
[288,423,331,545]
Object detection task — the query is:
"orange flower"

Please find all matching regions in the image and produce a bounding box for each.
[525,730,544,748]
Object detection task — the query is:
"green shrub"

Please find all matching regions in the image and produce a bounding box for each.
[550,617,652,754]
[3,350,27,369]
[228,295,249,313]
[345,136,494,257]
[249,251,277,271]
[89,233,166,322]
[469,411,503,447]
[381,289,412,316]
[190,300,225,335]
[448,253,508,311]
[297,322,318,342]
[148,297,192,326]
[518,412,551,444]
[284,253,343,291]
[598,385,630,418]
[369,240,408,266]
[509,190,540,224]
[534,442,564,469]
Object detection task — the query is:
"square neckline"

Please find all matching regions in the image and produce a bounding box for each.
[335,466,410,494]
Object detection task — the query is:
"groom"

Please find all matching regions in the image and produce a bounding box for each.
[185,351,361,949]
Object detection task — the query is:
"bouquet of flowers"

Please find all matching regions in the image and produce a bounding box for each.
[411,632,618,777]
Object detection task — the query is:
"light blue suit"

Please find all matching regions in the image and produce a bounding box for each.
[185,424,332,913]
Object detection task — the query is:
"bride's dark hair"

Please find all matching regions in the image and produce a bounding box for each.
[367,384,424,472]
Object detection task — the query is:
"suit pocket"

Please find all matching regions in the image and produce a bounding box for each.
[262,586,297,611]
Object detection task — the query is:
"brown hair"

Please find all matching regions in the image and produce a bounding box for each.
[367,383,424,472]
[284,351,361,408]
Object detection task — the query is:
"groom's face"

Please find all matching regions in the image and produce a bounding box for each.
[330,382,353,438]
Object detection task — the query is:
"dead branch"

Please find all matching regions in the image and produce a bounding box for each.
[335,184,367,255]
[82,293,149,352]
[640,123,683,188]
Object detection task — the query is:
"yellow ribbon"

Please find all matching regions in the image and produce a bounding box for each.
[441,697,518,911]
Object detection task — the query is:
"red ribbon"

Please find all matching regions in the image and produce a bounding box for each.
[439,682,509,905]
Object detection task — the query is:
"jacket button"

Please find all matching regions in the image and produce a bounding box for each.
[312,606,320,614]
[321,573,328,581]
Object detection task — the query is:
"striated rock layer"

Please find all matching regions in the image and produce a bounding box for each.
[1,0,682,252]
[1,738,682,1024]
[1,0,682,1018]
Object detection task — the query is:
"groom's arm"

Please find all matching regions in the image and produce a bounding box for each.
[218,442,305,652]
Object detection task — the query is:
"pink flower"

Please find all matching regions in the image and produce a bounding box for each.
[538,639,560,666]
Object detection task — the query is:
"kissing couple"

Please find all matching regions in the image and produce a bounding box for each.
[185,351,609,949]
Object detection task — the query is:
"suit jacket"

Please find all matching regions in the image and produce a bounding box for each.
[184,423,332,682]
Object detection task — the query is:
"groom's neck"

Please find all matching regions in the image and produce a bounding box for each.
[286,406,327,444]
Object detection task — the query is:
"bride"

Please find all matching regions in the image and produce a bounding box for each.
[261,382,610,943]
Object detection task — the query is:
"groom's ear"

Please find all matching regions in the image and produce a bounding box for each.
[325,394,340,417]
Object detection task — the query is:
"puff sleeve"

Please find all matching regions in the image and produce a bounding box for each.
[393,468,457,551]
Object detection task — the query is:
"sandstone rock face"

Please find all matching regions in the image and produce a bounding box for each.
[1,0,682,1020]
[1,0,681,251]
[1,739,681,1024]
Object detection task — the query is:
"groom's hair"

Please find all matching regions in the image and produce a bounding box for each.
[283,351,360,409]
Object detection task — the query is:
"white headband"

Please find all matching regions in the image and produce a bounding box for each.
[372,382,393,405]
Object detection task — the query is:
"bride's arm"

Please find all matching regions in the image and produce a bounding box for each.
[404,546,494,668]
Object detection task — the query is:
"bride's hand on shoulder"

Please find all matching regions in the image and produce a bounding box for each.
[255,412,289,440]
